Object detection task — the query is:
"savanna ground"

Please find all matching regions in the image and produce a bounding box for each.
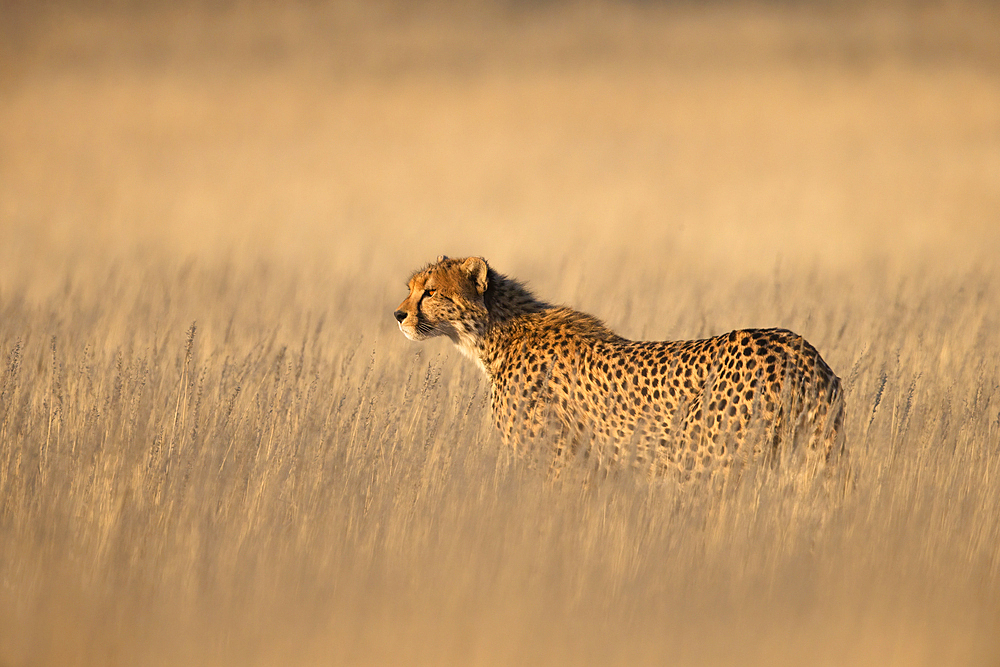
[1,1,999,665]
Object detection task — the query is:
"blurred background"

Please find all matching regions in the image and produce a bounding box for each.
[2,0,998,297]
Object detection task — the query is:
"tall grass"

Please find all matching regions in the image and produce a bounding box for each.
[1,258,996,666]
[1,2,999,665]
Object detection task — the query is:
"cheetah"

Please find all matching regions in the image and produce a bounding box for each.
[394,256,845,481]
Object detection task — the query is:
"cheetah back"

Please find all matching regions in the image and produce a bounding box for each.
[492,326,844,480]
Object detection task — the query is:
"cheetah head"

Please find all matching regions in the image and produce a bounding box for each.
[394,255,490,352]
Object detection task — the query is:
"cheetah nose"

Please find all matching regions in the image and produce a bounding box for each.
[393,310,407,324]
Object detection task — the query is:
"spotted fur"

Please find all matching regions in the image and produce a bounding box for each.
[395,256,845,480]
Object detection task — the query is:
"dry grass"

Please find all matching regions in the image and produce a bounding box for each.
[1,2,999,665]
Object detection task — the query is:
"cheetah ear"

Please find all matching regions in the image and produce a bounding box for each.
[462,256,489,295]
[436,255,449,263]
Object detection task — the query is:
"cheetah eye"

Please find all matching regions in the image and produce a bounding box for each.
[425,289,436,297]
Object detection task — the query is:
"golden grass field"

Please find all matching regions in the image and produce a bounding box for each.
[1,1,999,665]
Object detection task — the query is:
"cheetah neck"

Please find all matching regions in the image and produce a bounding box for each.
[484,270,551,321]
[461,270,553,376]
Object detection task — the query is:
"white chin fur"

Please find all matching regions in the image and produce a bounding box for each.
[398,323,422,341]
